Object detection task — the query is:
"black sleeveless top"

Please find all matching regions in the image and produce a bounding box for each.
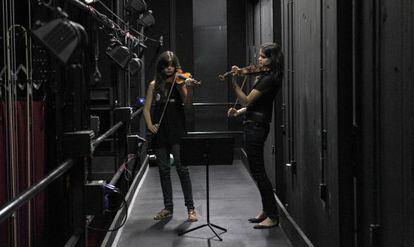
[151,82,186,148]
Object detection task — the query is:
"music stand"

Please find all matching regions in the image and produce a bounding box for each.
[178,136,234,241]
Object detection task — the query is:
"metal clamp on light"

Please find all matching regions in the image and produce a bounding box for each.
[125,0,148,14]
[137,10,155,28]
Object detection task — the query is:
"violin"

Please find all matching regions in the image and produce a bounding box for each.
[218,65,270,81]
[156,68,200,131]
[167,68,201,85]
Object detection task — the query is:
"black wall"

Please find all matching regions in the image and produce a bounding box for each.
[227,0,247,137]
[279,0,414,246]
[192,0,228,132]
[280,0,354,246]
[357,0,414,246]
[148,0,243,137]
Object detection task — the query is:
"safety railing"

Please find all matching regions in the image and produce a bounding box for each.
[0,159,74,223]
[0,107,144,246]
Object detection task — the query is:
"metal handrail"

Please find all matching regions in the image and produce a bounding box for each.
[0,107,144,223]
[192,102,240,106]
[0,159,74,223]
[187,131,243,135]
[91,107,143,149]
[131,107,143,119]
[92,121,124,149]
[109,164,127,186]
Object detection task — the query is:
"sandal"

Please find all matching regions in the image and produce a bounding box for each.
[154,208,173,220]
[187,209,198,222]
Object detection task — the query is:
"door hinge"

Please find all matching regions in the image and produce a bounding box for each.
[369,224,381,246]
[322,129,328,150]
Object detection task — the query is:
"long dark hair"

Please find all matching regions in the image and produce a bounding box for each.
[154,51,181,97]
[260,42,284,79]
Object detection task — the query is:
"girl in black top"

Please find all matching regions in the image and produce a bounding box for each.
[143,51,198,222]
[227,43,283,229]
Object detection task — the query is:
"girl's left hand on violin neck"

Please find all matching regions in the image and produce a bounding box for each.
[183,78,201,87]
[175,69,202,86]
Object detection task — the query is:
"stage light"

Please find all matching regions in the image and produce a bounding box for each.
[84,0,99,4]
[137,10,155,28]
[125,0,147,14]
[31,18,87,65]
[106,44,132,69]
[106,38,145,72]
[136,96,145,106]
[129,54,143,75]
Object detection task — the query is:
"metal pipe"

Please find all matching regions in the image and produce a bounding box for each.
[192,102,241,107]
[109,165,126,186]
[370,0,382,245]
[352,0,359,245]
[91,121,124,149]
[319,0,326,198]
[131,107,143,119]
[187,131,243,135]
[92,107,143,149]
[64,228,82,247]
[63,0,145,49]
[0,159,74,223]
[4,1,19,244]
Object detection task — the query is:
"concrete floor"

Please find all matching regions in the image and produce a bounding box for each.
[111,161,292,247]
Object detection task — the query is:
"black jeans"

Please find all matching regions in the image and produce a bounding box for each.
[244,121,279,219]
[155,144,195,211]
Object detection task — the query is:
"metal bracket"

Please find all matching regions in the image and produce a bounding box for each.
[114,107,132,123]
[286,160,297,174]
[62,130,94,157]
[369,224,381,246]
[127,134,146,154]
[319,183,327,201]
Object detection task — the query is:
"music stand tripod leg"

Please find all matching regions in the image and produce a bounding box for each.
[208,224,223,241]
[178,137,234,241]
[205,158,227,235]
[178,223,208,236]
[178,151,227,240]
[210,223,227,232]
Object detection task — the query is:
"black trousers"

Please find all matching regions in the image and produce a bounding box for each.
[155,144,195,211]
[244,121,279,219]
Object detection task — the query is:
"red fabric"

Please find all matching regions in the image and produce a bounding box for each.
[0,103,10,247]
[0,101,45,247]
[32,101,46,246]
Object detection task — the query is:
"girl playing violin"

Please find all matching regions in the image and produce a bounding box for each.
[143,51,198,222]
[227,43,283,229]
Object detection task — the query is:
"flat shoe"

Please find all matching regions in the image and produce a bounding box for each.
[248,217,266,223]
[253,217,279,229]
[253,224,278,229]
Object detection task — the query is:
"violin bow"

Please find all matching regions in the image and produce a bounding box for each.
[156,73,179,129]
[232,75,248,109]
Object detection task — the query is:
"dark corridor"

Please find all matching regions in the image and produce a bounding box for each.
[1,0,413,247]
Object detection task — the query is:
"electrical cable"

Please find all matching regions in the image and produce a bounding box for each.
[86,189,129,232]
